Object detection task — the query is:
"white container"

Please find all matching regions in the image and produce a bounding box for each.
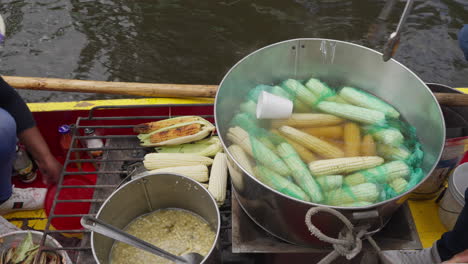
[438,162,468,230]
[256,91,293,119]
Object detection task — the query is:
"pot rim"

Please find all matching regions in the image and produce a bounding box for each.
[215,37,445,210]
[90,172,221,264]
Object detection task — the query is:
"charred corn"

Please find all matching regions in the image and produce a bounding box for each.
[148,165,209,182]
[308,156,384,176]
[155,136,221,157]
[208,153,228,205]
[143,153,213,170]
[134,116,199,134]
[271,113,343,128]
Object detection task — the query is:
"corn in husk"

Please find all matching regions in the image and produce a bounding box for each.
[277,142,324,202]
[147,165,209,182]
[155,136,221,157]
[254,166,311,202]
[137,116,215,147]
[316,175,343,191]
[308,156,384,176]
[377,144,411,161]
[228,144,254,175]
[227,127,291,176]
[317,102,386,125]
[271,113,343,128]
[344,161,411,186]
[143,153,213,170]
[365,127,404,146]
[339,87,400,118]
[326,183,379,206]
[208,153,228,205]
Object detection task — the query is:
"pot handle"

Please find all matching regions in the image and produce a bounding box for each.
[351,210,385,234]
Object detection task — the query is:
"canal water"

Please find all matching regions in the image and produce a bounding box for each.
[0,0,467,102]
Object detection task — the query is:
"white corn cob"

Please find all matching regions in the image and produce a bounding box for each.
[317,101,386,125]
[228,144,254,175]
[282,79,318,108]
[271,130,317,163]
[304,78,342,103]
[344,161,410,186]
[227,127,291,176]
[271,113,343,128]
[389,177,409,194]
[326,183,379,206]
[271,84,310,112]
[143,153,213,170]
[377,144,411,161]
[308,156,384,176]
[339,87,400,118]
[279,126,344,159]
[316,175,343,191]
[367,127,404,146]
[208,153,228,205]
[340,201,373,207]
[149,165,209,182]
[240,100,257,116]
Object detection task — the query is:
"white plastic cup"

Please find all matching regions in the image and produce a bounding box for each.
[256,91,293,119]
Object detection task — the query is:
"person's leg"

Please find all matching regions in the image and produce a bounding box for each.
[437,188,468,261]
[0,108,15,203]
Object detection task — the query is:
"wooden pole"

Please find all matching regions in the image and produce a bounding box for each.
[3,76,219,98]
[434,93,468,107]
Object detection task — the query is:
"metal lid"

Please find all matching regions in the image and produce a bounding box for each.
[58,125,71,134]
[449,162,468,205]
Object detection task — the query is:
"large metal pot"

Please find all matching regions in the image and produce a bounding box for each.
[215,38,445,246]
[90,173,220,263]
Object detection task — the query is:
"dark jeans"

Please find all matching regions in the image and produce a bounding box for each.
[0,108,15,202]
[437,188,468,261]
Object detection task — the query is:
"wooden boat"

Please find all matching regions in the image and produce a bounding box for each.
[3,77,467,263]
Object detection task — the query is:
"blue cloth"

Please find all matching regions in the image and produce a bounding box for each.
[437,188,468,261]
[0,108,15,202]
[459,25,468,61]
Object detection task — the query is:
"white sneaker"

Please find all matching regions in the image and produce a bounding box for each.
[0,186,47,215]
[0,216,20,235]
[380,243,442,264]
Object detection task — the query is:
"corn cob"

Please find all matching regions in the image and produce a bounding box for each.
[389,177,408,194]
[316,175,343,191]
[277,142,324,202]
[321,137,345,151]
[148,165,209,182]
[143,153,213,170]
[270,84,310,112]
[279,126,344,159]
[228,144,254,175]
[308,156,384,176]
[339,87,400,118]
[281,79,319,108]
[377,144,411,161]
[272,130,317,163]
[240,100,257,116]
[344,123,361,157]
[227,127,291,176]
[246,84,272,102]
[134,116,199,134]
[208,153,228,205]
[344,161,411,186]
[305,78,335,98]
[271,113,343,128]
[231,113,276,150]
[326,183,379,206]
[254,166,311,202]
[317,102,386,125]
[340,201,373,207]
[201,183,209,189]
[300,126,343,139]
[365,127,404,146]
[155,136,221,157]
[137,116,215,147]
[361,134,376,156]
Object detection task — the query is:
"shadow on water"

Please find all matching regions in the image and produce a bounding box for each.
[0,0,467,102]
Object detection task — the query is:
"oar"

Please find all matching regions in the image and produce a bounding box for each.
[3,76,218,98]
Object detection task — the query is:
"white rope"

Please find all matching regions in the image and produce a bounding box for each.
[305,207,374,264]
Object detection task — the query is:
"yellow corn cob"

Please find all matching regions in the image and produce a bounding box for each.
[208,153,228,205]
[344,161,410,186]
[308,156,384,176]
[271,113,343,128]
[271,129,317,163]
[344,123,361,157]
[149,165,209,182]
[155,136,221,157]
[361,134,376,156]
[143,153,213,170]
[321,137,345,151]
[279,126,344,159]
[377,144,411,161]
[227,127,291,176]
[277,143,324,202]
[317,102,386,125]
[300,126,343,139]
[316,175,343,191]
[389,177,408,194]
[326,183,379,206]
[228,144,254,175]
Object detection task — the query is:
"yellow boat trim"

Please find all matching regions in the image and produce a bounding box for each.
[27,97,214,112]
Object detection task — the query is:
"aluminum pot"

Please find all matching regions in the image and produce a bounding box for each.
[90,173,220,263]
[215,38,445,246]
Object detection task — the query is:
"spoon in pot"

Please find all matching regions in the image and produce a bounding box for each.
[81,216,204,264]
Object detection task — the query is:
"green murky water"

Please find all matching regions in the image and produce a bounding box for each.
[0,0,467,102]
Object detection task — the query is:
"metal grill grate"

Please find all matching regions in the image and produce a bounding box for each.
[38,104,236,263]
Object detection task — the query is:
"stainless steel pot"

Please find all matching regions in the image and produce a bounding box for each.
[215,38,445,246]
[90,173,220,263]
